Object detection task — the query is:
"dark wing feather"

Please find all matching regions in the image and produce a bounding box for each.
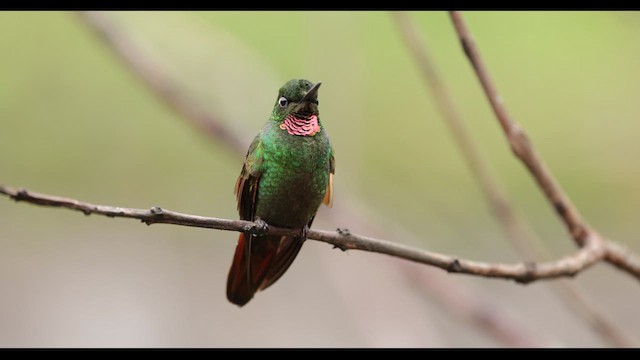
[258,218,314,292]
[259,237,304,291]
[227,136,267,306]
[226,233,252,305]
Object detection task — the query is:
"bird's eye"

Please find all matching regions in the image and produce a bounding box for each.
[278,97,288,108]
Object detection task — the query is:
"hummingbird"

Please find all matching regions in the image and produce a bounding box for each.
[227,79,335,306]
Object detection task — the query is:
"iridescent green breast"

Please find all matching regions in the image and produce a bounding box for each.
[255,121,332,228]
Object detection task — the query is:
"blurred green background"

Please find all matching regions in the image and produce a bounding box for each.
[1,11,639,347]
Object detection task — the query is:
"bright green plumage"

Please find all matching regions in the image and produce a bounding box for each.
[227,79,334,306]
[254,119,332,227]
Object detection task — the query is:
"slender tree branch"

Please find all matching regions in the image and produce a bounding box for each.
[605,242,640,278]
[448,11,640,284]
[392,11,636,347]
[76,11,246,155]
[0,184,611,283]
[76,11,544,346]
[449,11,588,245]
[391,11,543,260]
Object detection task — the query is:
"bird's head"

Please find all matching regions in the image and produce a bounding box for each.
[272,79,321,119]
[271,79,322,136]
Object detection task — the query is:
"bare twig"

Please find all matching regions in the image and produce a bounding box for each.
[0,184,610,283]
[605,242,640,278]
[448,11,640,283]
[76,11,544,346]
[76,11,246,155]
[391,11,542,259]
[392,11,636,347]
[449,11,588,246]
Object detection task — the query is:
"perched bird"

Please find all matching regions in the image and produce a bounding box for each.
[227,79,335,306]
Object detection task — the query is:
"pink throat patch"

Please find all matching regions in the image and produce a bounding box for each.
[280,115,321,136]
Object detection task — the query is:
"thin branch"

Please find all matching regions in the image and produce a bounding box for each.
[448,11,640,283]
[392,11,636,348]
[449,11,588,245]
[76,11,246,155]
[76,11,544,346]
[604,242,640,278]
[391,11,543,260]
[0,184,609,283]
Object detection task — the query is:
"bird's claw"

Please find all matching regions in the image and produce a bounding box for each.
[298,225,310,239]
[250,218,269,237]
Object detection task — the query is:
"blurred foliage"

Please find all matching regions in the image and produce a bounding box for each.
[1,11,639,346]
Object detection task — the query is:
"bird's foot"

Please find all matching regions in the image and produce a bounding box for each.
[298,224,310,240]
[249,218,269,237]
